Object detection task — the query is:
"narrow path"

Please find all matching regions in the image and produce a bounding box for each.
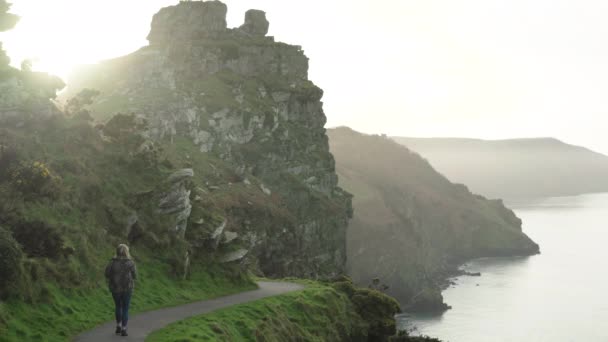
[73,281,304,342]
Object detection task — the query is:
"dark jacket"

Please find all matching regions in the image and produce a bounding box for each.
[104,257,137,293]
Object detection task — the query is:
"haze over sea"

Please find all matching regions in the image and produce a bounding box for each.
[399,193,608,342]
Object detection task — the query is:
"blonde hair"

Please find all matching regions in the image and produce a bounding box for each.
[116,244,131,259]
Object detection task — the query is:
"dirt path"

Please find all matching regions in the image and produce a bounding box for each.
[73,281,304,342]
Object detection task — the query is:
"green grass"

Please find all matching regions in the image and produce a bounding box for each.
[0,260,255,342]
[0,117,262,342]
[147,282,368,342]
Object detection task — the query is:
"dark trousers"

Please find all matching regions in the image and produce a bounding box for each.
[111,291,132,327]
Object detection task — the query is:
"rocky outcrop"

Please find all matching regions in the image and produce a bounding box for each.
[0,73,64,121]
[147,1,228,45]
[239,10,269,36]
[68,1,351,279]
[159,169,194,237]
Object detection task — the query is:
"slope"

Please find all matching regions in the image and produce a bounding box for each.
[393,137,608,199]
[328,127,539,311]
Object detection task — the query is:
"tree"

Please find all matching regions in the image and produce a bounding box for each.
[0,0,18,32]
[0,1,18,70]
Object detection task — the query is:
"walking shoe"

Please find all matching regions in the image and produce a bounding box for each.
[121,328,128,337]
[115,326,122,335]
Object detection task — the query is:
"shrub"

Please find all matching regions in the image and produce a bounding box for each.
[103,113,147,146]
[0,226,23,298]
[389,330,443,342]
[11,221,64,259]
[10,161,60,197]
[351,288,401,341]
[0,144,18,181]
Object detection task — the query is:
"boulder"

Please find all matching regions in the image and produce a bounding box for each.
[167,168,194,184]
[159,169,194,236]
[219,248,248,263]
[259,183,271,196]
[210,219,227,248]
[223,231,238,244]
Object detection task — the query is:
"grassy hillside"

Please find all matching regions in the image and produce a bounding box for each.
[0,112,271,340]
[393,137,608,199]
[148,278,424,342]
[0,3,356,340]
[328,127,539,311]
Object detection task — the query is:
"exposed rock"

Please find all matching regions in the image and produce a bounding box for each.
[147,0,228,45]
[259,183,271,196]
[239,9,269,37]
[219,248,249,263]
[210,219,227,248]
[67,0,352,279]
[167,168,194,183]
[0,76,62,121]
[223,231,238,244]
[159,169,194,236]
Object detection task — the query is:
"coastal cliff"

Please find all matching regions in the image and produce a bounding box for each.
[0,2,383,340]
[328,127,539,311]
[66,1,352,278]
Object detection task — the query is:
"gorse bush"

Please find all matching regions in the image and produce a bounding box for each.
[0,226,23,298]
[10,161,60,197]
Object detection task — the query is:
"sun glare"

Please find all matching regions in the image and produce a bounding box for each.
[1,0,170,80]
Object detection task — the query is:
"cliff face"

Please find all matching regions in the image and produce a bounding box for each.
[67,1,351,278]
[393,137,608,199]
[328,127,539,310]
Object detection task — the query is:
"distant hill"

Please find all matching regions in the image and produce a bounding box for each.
[393,137,608,199]
[328,127,538,311]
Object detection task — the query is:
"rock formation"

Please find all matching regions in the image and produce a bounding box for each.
[67,1,351,278]
[239,10,269,36]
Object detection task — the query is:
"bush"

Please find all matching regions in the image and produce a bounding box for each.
[103,113,147,146]
[389,330,443,342]
[11,221,64,259]
[10,161,60,197]
[351,288,401,341]
[0,144,18,181]
[0,226,23,297]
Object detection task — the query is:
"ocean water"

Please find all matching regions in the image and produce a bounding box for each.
[399,193,608,342]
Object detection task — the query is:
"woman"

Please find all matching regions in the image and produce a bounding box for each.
[105,244,137,337]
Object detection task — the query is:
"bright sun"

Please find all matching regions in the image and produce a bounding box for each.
[1,0,174,80]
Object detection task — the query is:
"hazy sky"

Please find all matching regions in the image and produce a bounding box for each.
[2,0,608,154]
